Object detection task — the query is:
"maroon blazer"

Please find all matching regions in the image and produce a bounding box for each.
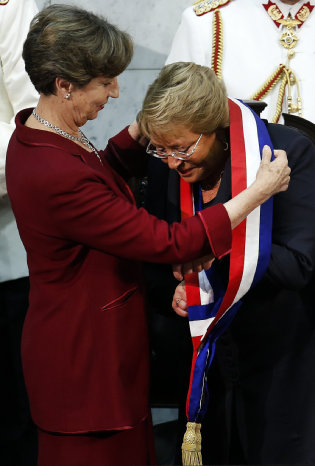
[6,108,231,433]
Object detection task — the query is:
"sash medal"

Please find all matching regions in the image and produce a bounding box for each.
[180,98,274,465]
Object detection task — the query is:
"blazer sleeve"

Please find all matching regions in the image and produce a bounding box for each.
[43,152,231,265]
[101,126,148,180]
[264,126,315,290]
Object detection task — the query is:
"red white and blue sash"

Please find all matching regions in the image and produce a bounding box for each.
[180,98,274,423]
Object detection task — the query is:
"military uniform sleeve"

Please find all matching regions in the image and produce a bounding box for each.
[0,0,39,196]
[166,6,209,65]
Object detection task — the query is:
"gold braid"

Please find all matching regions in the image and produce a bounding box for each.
[250,64,286,101]
[250,64,302,122]
[207,3,303,121]
[272,73,288,123]
[211,10,223,80]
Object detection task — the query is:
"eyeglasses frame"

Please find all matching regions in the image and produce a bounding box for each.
[146,133,203,161]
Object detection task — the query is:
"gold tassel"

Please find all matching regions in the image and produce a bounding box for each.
[182,422,203,465]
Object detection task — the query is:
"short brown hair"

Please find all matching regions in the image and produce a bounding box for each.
[23,4,133,95]
[138,62,229,140]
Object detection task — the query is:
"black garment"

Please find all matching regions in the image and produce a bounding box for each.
[145,123,315,464]
[0,277,38,466]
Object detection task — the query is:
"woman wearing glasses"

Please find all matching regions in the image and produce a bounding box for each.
[6,6,289,465]
[139,62,315,465]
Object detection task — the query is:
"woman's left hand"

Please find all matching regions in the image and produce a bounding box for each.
[172,281,188,317]
[128,120,148,147]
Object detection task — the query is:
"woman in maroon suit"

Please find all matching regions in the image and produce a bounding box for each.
[5,5,289,466]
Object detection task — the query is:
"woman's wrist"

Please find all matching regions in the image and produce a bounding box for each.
[248,180,269,205]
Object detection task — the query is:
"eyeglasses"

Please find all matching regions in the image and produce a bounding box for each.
[146,134,203,161]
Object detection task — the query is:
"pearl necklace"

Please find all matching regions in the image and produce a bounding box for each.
[32,109,103,166]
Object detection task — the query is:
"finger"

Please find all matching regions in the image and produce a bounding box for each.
[182,262,193,276]
[273,149,285,159]
[174,307,189,317]
[174,288,187,303]
[202,257,215,270]
[191,261,203,273]
[280,179,290,192]
[172,264,183,281]
[128,120,139,140]
[178,280,187,300]
[172,282,188,317]
[172,297,188,317]
[274,151,289,169]
[175,297,187,310]
[261,145,272,163]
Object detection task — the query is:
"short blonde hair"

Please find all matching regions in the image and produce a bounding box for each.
[138,62,229,140]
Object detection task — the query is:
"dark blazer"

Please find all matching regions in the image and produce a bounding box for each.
[5,108,231,434]
[146,122,315,464]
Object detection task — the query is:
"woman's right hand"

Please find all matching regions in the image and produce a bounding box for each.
[172,281,188,317]
[254,146,291,200]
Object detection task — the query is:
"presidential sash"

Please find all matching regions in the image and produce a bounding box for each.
[181,98,274,465]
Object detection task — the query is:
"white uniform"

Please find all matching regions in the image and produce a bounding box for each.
[0,0,38,282]
[166,0,315,123]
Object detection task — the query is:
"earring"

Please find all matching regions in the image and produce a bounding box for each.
[65,93,71,100]
[223,140,229,151]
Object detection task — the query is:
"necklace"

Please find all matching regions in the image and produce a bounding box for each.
[32,109,103,166]
[200,170,224,192]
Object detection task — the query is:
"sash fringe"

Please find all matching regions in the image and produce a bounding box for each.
[182,422,203,466]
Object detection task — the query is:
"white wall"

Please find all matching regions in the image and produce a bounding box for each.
[35,0,192,148]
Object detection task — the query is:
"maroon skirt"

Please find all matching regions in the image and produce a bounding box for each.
[38,417,157,466]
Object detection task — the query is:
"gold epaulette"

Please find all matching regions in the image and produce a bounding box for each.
[0,0,10,5]
[193,0,231,16]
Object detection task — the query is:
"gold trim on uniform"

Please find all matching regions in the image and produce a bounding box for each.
[201,0,313,120]
[297,5,311,21]
[268,5,282,21]
[276,17,301,49]
[260,1,314,118]
[265,2,312,30]
[211,10,223,80]
[193,0,230,16]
